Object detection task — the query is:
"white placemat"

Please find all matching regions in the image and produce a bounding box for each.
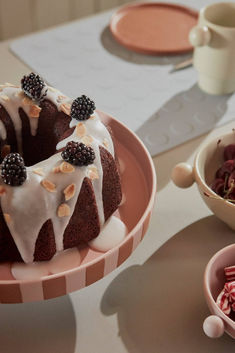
[10,1,235,156]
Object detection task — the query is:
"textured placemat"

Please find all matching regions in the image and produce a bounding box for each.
[10,2,235,156]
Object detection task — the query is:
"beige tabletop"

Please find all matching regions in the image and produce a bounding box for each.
[0,40,234,352]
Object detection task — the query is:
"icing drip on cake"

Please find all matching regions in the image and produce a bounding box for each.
[0,84,115,263]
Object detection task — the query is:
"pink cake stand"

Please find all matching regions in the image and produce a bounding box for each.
[0,111,156,303]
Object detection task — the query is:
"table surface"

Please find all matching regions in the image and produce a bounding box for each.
[0,7,235,353]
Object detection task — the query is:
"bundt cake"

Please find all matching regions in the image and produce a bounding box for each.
[0,73,122,264]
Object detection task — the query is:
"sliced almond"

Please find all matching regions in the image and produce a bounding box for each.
[103,138,109,149]
[59,161,75,174]
[33,168,44,176]
[81,135,93,146]
[88,166,99,180]
[29,104,41,118]
[53,166,61,174]
[60,103,71,115]
[1,144,11,158]
[57,203,70,217]
[76,122,86,138]
[0,186,6,196]
[41,179,56,192]
[22,97,33,106]
[90,115,96,120]
[57,95,67,102]
[63,183,76,201]
[4,213,11,224]
[1,95,10,102]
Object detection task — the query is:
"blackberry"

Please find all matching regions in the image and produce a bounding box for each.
[21,72,47,101]
[71,95,96,120]
[61,141,95,166]
[1,153,27,186]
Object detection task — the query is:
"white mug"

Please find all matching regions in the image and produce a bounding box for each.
[189,2,235,95]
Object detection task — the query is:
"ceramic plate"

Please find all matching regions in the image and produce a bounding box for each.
[0,111,156,303]
[110,2,198,55]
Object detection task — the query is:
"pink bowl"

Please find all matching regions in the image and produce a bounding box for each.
[0,111,156,303]
[204,244,235,338]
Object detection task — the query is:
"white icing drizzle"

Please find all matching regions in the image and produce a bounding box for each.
[89,216,127,252]
[0,84,115,263]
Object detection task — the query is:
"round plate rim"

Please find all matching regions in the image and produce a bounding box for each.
[109,2,198,55]
[0,112,157,289]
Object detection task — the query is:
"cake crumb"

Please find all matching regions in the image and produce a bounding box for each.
[64,183,76,201]
[41,179,56,192]
[57,203,70,217]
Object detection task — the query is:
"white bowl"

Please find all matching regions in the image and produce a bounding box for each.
[172,131,235,230]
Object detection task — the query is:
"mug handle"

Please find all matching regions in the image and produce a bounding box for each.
[203,315,225,338]
[189,25,211,47]
[171,163,195,188]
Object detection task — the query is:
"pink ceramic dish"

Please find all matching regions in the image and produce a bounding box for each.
[110,2,198,55]
[203,244,235,339]
[172,130,235,230]
[0,111,156,304]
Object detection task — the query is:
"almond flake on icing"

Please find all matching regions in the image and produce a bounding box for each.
[76,122,86,138]
[103,138,109,149]
[59,161,75,173]
[23,97,33,106]
[41,179,56,192]
[57,203,70,217]
[60,103,71,115]
[33,168,44,176]
[0,186,6,196]
[90,115,96,120]
[81,135,93,146]
[1,95,10,101]
[16,91,25,98]
[88,166,99,180]
[63,183,76,201]
[4,213,11,224]
[53,166,61,174]
[29,105,41,118]
[1,144,10,158]
[57,95,67,102]
[0,88,2,92]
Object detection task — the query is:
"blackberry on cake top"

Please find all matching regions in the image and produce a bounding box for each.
[21,72,47,101]
[1,153,27,186]
[61,141,95,166]
[71,95,96,121]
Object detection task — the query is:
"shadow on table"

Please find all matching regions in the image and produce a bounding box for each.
[100,26,191,66]
[0,295,76,353]
[101,216,235,353]
[136,83,232,191]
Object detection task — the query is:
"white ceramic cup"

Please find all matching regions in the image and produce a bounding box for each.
[189,2,235,95]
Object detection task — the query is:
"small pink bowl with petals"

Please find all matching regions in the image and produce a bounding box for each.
[203,243,235,339]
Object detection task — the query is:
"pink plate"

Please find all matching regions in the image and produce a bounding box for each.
[0,111,156,303]
[110,2,198,55]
